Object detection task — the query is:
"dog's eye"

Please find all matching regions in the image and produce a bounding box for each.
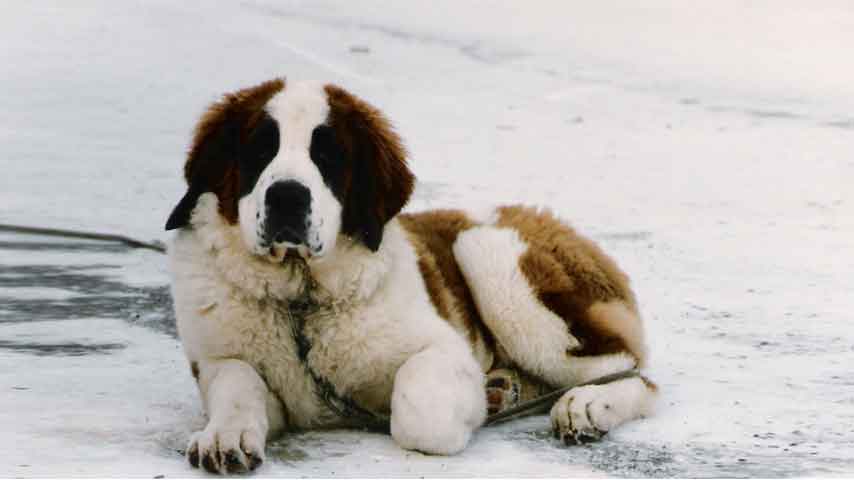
[310,126,338,167]
[237,113,280,198]
[256,149,274,162]
[310,125,347,200]
[313,150,329,164]
[245,115,280,165]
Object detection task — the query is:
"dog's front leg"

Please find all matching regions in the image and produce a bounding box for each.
[390,345,486,455]
[188,359,285,474]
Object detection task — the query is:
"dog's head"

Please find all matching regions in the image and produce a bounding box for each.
[165,78,414,260]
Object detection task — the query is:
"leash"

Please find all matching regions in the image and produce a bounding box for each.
[281,252,641,430]
[308,368,642,432]
[276,250,393,432]
[1,223,640,428]
[281,252,643,429]
[0,223,166,253]
[483,368,640,427]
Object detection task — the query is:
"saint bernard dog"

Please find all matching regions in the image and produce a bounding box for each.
[166,78,657,474]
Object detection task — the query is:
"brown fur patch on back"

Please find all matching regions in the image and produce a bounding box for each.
[495,205,645,363]
[325,84,414,251]
[184,78,286,223]
[398,210,495,370]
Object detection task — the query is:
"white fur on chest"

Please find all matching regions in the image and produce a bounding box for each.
[169,228,326,426]
[169,194,463,428]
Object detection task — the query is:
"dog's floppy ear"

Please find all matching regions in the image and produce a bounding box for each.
[165,180,207,231]
[165,78,286,231]
[325,84,414,251]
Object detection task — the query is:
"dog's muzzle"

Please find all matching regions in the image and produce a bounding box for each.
[262,180,311,247]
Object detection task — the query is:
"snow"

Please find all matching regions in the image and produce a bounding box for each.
[2,1,853,476]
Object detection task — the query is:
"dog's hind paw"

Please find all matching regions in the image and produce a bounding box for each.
[485,368,521,415]
[550,385,612,445]
[485,367,552,416]
[550,376,657,446]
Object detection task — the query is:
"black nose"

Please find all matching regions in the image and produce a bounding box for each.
[264,180,311,245]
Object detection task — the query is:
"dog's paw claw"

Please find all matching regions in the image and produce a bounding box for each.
[200,449,220,473]
[245,451,263,471]
[186,426,265,474]
[187,442,200,468]
[223,449,247,473]
[577,427,604,443]
[551,387,611,446]
[559,426,602,445]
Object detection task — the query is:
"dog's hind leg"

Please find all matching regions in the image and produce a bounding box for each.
[453,216,657,440]
[453,225,638,387]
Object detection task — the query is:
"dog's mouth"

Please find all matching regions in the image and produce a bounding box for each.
[258,218,327,263]
[271,225,304,246]
[260,222,316,263]
[267,244,313,263]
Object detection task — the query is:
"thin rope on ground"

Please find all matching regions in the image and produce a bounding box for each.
[484,369,640,426]
[0,223,166,253]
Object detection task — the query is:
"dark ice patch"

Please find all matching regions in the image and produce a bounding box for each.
[744,109,802,120]
[506,423,847,477]
[0,242,176,337]
[0,340,125,356]
[595,231,652,242]
[241,3,528,65]
[704,105,804,121]
[822,119,854,130]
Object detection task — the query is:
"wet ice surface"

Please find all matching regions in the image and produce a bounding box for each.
[2,1,854,477]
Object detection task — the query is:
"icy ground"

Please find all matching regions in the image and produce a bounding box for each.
[2,1,853,477]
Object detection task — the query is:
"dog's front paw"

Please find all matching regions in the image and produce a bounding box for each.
[187,423,264,474]
[550,385,617,445]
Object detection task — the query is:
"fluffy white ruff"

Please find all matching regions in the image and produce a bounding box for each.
[170,193,486,458]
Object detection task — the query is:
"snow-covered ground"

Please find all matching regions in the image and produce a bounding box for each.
[2,1,853,476]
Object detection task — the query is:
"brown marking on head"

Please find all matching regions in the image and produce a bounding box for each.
[324,84,414,251]
[165,78,286,230]
[398,210,495,370]
[495,205,645,363]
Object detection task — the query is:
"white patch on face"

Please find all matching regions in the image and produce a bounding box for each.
[238,81,342,260]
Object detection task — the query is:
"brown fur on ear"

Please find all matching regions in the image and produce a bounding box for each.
[324,84,414,251]
[166,78,285,230]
